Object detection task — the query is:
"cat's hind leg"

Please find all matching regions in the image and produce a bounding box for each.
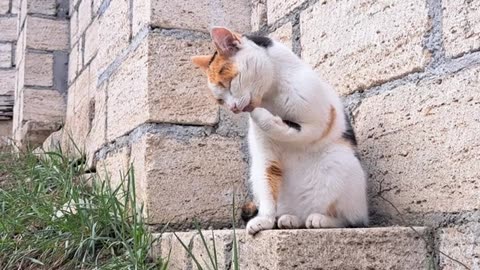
[305,213,345,228]
[277,214,301,229]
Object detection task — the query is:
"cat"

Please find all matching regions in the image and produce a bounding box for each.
[192,27,369,235]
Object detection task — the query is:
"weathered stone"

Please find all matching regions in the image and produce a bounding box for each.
[354,66,480,223]
[83,19,98,64]
[251,0,267,32]
[42,129,63,151]
[68,41,80,83]
[28,0,56,15]
[151,232,196,270]
[17,121,63,150]
[0,0,9,14]
[0,16,17,42]
[216,107,248,138]
[147,33,219,126]
[301,0,430,96]
[11,0,19,14]
[78,0,92,34]
[191,230,234,270]
[150,0,251,33]
[85,82,106,168]
[269,22,292,50]
[15,25,25,66]
[443,0,480,58]
[132,0,149,37]
[0,120,12,145]
[97,146,131,187]
[130,132,247,227]
[97,0,129,73]
[26,17,69,50]
[439,220,480,270]
[0,69,15,95]
[24,52,53,87]
[70,9,80,46]
[267,0,303,24]
[23,88,65,122]
[239,228,430,269]
[0,42,12,68]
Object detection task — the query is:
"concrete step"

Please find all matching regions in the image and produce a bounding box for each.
[151,227,432,270]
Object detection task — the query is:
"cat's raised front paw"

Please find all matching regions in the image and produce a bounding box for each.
[277,214,301,229]
[246,216,275,235]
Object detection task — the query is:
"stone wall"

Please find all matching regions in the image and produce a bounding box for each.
[0,0,478,268]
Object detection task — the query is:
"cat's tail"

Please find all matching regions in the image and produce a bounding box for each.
[240,201,258,222]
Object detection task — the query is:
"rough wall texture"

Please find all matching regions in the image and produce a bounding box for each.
[0,0,478,268]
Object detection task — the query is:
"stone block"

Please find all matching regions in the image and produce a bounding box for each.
[439,220,480,270]
[0,0,9,14]
[26,16,69,50]
[0,121,12,144]
[353,66,480,223]
[301,0,430,95]
[443,0,480,58]
[132,0,149,37]
[267,0,303,24]
[83,18,98,64]
[191,230,234,270]
[151,232,196,270]
[15,25,25,66]
[70,9,80,46]
[150,0,251,33]
[97,146,131,188]
[0,16,17,42]
[239,227,430,269]
[42,129,63,152]
[97,0,129,73]
[85,83,106,168]
[28,0,56,15]
[23,88,65,122]
[0,43,12,68]
[24,52,53,87]
[78,0,92,34]
[68,41,80,83]
[129,132,247,227]
[0,69,15,95]
[269,22,292,50]
[11,0,19,14]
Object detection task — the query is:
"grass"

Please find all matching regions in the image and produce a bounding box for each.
[0,148,167,269]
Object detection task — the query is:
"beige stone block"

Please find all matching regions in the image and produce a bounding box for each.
[97,0,129,73]
[0,0,9,14]
[72,66,94,111]
[70,0,80,13]
[191,230,234,270]
[28,0,56,15]
[251,0,267,32]
[26,16,69,50]
[151,232,195,270]
[24,52,53,87]
[0,43,12,68]
[84,19,98,64]
[71,95,93,154]
[269,22,292,50]
[150,0,251,32]
[0,69,15,95]
[11,0,19,14]
[106,39,148,141]
[0,121,12,146]
[132,0,149,37]
[439,221,480,270]
[130,132,247,226]
[268,0,303,24]
[239,227,430,269]
[0,16,17,42]
[68,41,80,83]
[92,0,101,15]
[15,26,25,66]
[78,0,92,34]
[70,9,80,46]
[443,0,480,58]
[18,121,63,149]
[23,88,65,123]
[15,57,25,95]
[19,0,26,27]
[354,66,480,221]
[85,83,106,168]
[42,129,63,152]
[301,0,430,96]
[147,33,219,126]
[97,146,130,187]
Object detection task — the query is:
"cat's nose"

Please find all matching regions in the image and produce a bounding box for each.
[229,104,240,114]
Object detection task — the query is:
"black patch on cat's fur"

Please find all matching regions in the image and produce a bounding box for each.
[346,220,369,228]
[245,35,273,48]
[208,51,218,66]
[241,202,258,223]
[342,114,357,146]
[283,120,301,131]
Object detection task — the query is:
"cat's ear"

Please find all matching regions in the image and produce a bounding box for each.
[191,55,211,71]
[210,27,241,57]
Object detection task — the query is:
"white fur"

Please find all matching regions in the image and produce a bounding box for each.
[207,34,369,235]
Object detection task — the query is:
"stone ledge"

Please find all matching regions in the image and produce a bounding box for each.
[152,227,431,270]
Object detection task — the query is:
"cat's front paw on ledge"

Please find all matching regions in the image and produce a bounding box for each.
[246,216,275,235]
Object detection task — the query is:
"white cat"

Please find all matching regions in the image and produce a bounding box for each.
[192,27,369,235]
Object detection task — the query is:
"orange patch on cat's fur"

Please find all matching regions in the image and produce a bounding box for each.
[314,105,336,143]
[207,53,238,87]
[326,201,338,218]
[266,161,282,202]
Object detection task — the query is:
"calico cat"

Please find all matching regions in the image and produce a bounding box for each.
[192,27,368,235]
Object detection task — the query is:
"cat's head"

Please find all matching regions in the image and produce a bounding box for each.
[192,27,274,114]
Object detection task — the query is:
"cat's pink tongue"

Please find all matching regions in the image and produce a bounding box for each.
[242,104,255,113]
